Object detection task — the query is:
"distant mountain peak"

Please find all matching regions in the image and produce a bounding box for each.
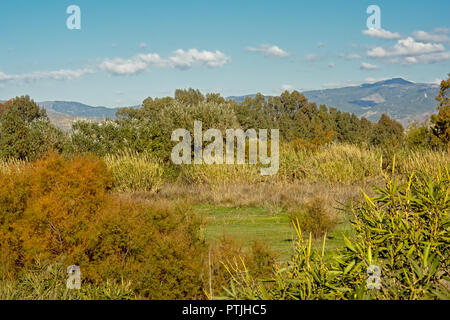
[379,78,414,85]
[360,77,414,89]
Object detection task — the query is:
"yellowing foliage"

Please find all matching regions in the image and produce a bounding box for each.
[0,154,207,299]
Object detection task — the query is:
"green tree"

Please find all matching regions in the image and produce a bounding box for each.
[0,95,47,122]
[174,88,205,105]
[406,121,431,149]
[0,108,33,159]
[369,113,404,149]
[0,96,65,160]
[430,74,450,147]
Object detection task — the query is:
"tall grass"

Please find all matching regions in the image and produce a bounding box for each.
[179,144,383,186]
[396,149,449,177]
[103,151,165,192]
[0,261,135,300]
[0,158,26,174]
[105,144,449,189]
[279,143,381,184]
[2,144,448,191]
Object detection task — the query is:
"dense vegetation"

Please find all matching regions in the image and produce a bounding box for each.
[0,75,448,300]
[224,168,449,300]
[1,75,448,162]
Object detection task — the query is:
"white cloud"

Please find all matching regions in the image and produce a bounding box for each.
[348,54,362,60]
[340,53,362,60]
[321,80,360,89]
[317,42,326,48]
[168,49,230,69]
[404,52,450,64]
[246,44,289,58]
[306,53,320,62]
[1,47,231,84]
[365,78,376,83]
[328,63,335,68]
[0,68,94,83]
[434,27,450,34]
[139,42,148,49]
[360,62,379,70]
[412,30,450,43]
[136,53,167,67]
[0,72,18,82]
[100,58,149,75]
[281,84,295,91]
[367,37,445,60]
[362,28,402,40]
[100,49,230,75]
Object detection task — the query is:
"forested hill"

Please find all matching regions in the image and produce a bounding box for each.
[228,78,440,126]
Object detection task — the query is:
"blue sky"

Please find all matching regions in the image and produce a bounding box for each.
[1,0,449,107]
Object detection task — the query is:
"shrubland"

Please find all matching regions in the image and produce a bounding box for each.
[223,167,449,300]
[0,76,448,300]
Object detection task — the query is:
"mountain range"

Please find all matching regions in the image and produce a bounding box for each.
[0,78,442,130]
[229,78,441,126]
[38,101,120,131]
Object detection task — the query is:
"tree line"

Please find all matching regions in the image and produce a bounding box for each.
[1,75,449,161]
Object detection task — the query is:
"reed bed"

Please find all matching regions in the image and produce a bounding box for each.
[0,158,26,174]
[103,151,165,192]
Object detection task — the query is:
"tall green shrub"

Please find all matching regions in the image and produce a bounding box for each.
[224,166,450,300]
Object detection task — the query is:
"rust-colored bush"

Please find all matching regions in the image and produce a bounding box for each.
[0,154,207,299]
[0,154,112,270]
[84,200,206,299]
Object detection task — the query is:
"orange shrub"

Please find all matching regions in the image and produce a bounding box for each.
[0,154,112,269]
[0,154,207,299]
[84,200,206,299]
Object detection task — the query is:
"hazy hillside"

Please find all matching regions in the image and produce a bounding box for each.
[37,101,119,132]
[228,78,440,126]
[44,110,104,132]
[38,101,119,118]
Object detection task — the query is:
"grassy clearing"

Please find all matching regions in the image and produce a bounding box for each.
[199,204,354,262]
[198,205,294,261]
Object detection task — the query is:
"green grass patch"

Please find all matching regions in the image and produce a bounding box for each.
[198,205,354,262]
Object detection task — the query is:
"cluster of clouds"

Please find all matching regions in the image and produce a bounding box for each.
[2,43,292,85]
[322,27,450,73]
[99,49,230,75]
[1,26,449,87]
[0,68,94,83]
[169,49,230,69]
[412,29,450,43]
[0,48,231,83]
[362,27,450,65]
